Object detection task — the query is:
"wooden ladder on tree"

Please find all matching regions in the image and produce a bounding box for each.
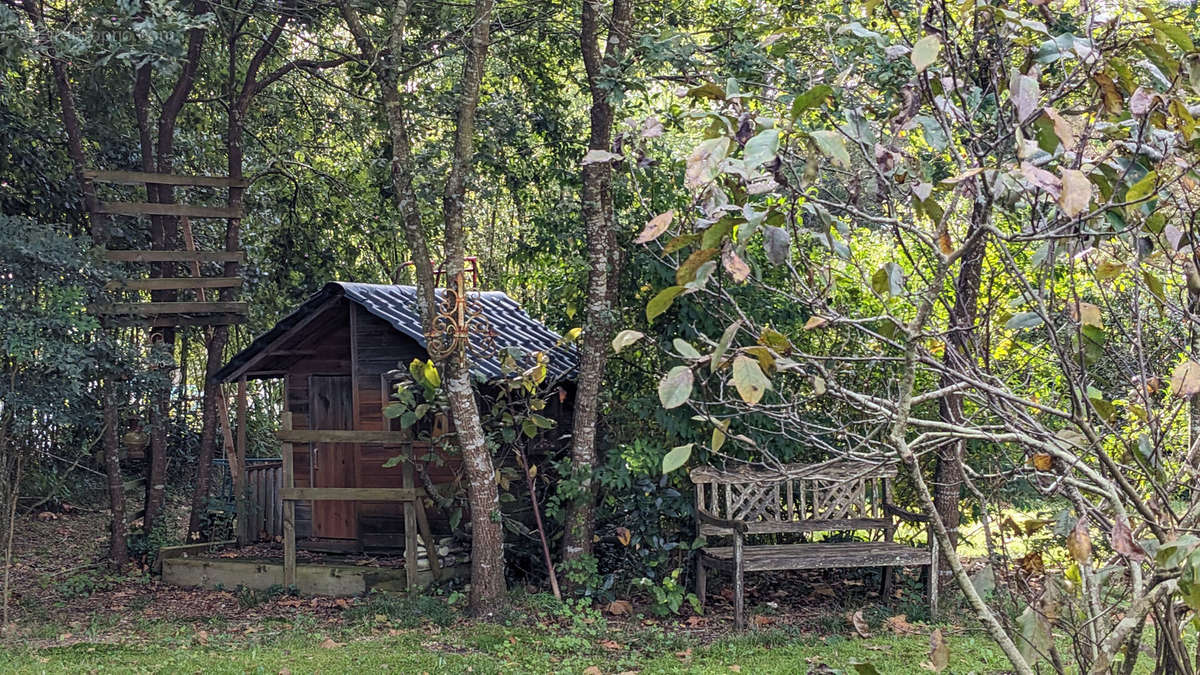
[86,169,248,326]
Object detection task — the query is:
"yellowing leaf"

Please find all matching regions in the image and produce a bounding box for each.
[658,366,694,409]
[635,210,675,244]
[662,443,693,474]
[1041,108,1076,148]
[1059,169,1091,218]
[911,35,941,72]
[804,315,828,330]
[616,527,632,546]
[1170,361,1200,398]
[809,130,851,169]
[731,355,771,405]
[1071,301,1103,328]
[612,330,644,353]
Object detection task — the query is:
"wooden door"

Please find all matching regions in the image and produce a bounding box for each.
[309,375,356,541]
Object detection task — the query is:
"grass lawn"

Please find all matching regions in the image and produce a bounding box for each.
[0,618,1012,674]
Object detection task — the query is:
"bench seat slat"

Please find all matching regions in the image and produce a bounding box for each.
[700,542,931,572]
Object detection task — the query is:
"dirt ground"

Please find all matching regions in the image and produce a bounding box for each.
[2,502,937,650]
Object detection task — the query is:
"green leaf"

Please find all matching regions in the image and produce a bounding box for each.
[1126,171,1158,204]
[911,35,941,72]
[700,218,736,250]
[1006,312,1044,330]
[790,84,833,120]
[612,329,644,353]
[871,262,905,296]
[743,128,780,168]
[809,130,850,169]
[673,338,702,359]
[382,455,403,469]
[711,321,740,373]
[731,354,771,405]
[383,403,405,419]
[529,413,555,429]
[646,285,686,322]
[658,366,694,409]
[662,443,693,474]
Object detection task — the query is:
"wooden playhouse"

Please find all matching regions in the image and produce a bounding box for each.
[163,281,577,594]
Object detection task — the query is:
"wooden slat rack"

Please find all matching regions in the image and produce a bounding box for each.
[87,169,246,327]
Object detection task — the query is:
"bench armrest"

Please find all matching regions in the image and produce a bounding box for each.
[697,510,748,533]
[884,503,930,523]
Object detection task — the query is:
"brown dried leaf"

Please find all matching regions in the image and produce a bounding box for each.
[929,628,949,672]
[1112,518,1148,561]
[1019,551,1045,577]
[885,614,920,635]
[319,638,342,649]
[1066,517,1092,563]
[633,210,672,243]
[606,599,633,616]
[850,610,872,638]
[615,527,632,547]
[804,315,828,330]
[723,248,751,282]
[1031,453,1053,471]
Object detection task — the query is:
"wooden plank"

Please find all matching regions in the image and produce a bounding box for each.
[236,376,248,545]
[85,169,249,188]
[219,296,341,383]
[701,542,932,572]
[97,201,242,219]
[403,463,418,590]
[103,313,248,328]
[281,487,424,501]
[106,277,242,291]
[93,302,248,315]
[281,412,297,589]
[163,557,468,596]
[276,430,414,445]
[103,250,245,264]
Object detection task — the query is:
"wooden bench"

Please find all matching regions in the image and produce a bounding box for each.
[691,460,937,628]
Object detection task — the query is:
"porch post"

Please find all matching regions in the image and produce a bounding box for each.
[235,375,248,544]
[280,411,296,588]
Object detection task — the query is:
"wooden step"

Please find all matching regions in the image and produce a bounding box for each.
[98,202,242,219]
[106,277,243,291]
[103,250,245,264]
[85,170,248,188]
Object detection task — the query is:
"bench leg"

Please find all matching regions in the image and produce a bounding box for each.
[880,565,893,600]
[733,533,745,630]
[696,557,707,609]
[929,530,940,621]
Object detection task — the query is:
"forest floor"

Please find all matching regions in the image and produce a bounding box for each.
[1,507,1020,673]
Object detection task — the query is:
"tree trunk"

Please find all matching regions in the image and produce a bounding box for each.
[932,200,989,595]
[562,0,634,565]
[103,385,129,563]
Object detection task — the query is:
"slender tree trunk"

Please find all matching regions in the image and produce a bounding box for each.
[562,0,634,564]
[103,386,129,563]
[932,200,988,594]
[439,0,506,612]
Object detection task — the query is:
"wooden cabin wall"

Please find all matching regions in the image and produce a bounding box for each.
[281,306,353,540]
[351,305,459,546]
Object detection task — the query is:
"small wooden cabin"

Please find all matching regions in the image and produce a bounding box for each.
[214,282,577,553]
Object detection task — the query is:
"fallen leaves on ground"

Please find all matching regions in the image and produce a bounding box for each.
[849,610,871,638]
[606,600,633,616]
[885,614,920,635]
[318,637,342,649]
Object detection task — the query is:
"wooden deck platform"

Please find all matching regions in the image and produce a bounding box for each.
[162,555,468,596]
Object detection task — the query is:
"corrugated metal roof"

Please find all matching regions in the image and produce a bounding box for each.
[215,282,578,383]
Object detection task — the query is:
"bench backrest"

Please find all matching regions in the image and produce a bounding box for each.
[690,461,897,536]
